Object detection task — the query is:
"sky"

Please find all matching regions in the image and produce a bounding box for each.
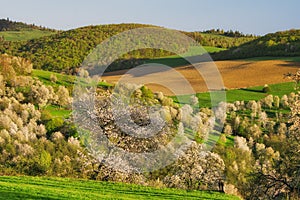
[1,0,299,35]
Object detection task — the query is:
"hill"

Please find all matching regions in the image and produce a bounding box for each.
[1,23,173,72]
[0,18,54,31]
[0,23,256,73]
[212,29,300,60]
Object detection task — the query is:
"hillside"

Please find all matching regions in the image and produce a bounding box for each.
[0,23,256,73]
[0,176,239,200]
[1,23,173,72]
[212,29,300,60]
[0,18,56,41]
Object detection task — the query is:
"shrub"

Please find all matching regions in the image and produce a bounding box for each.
[40,110,52,122]
[50,74,57,83]
[60,122,79,138]
[56,86,71,107]
[190,95,199,106]
[262,84,271,93]
[45,117,64,135]
[140,86,154,99]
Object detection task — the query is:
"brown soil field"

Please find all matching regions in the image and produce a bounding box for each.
[102,60,300,95]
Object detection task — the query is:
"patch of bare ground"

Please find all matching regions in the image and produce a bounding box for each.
[102,60,300,95]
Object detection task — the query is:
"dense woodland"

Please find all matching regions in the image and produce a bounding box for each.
[201,29,256,38]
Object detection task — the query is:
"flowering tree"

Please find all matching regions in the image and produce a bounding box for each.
[163,142,225,191]
[250,70,300,199]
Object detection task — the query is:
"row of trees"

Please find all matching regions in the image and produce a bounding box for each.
[0,18,55,31]
[202,29,256,38]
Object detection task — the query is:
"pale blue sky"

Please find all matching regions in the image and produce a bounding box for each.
[1,0,299,35]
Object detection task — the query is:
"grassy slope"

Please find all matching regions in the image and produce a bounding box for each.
[204,46,227,53]
[32,69,112,118]
[0,30,55,41]
[145,46,226,67]
[32,69,75,88]
[31,70,74,118]
[32,69,113,89]
[0,176,238,200]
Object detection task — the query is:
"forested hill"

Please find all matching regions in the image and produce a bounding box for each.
[0,18,54,31]
[1,23,159,72]
[212,29,300,60]
[0,22,256,73]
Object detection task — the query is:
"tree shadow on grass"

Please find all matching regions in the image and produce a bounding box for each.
[0,191,62,200]
[99,53,212,77]
[240,88,264,93]
[276,60,300,68]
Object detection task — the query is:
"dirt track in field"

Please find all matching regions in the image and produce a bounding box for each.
[102,60,300,95]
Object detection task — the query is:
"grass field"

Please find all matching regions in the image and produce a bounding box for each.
[172,81,298,108]
[32,69,75,88]
[43,105,72,118]
[0,176,239,200]
[203,46,227,53]
[0,30,55,41]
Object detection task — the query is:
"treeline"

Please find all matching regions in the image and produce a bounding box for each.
[185,31,256,48]
[201,29,256,37]
[0,18,55,32]
[0,23,256,73]
[212,29,300,60]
